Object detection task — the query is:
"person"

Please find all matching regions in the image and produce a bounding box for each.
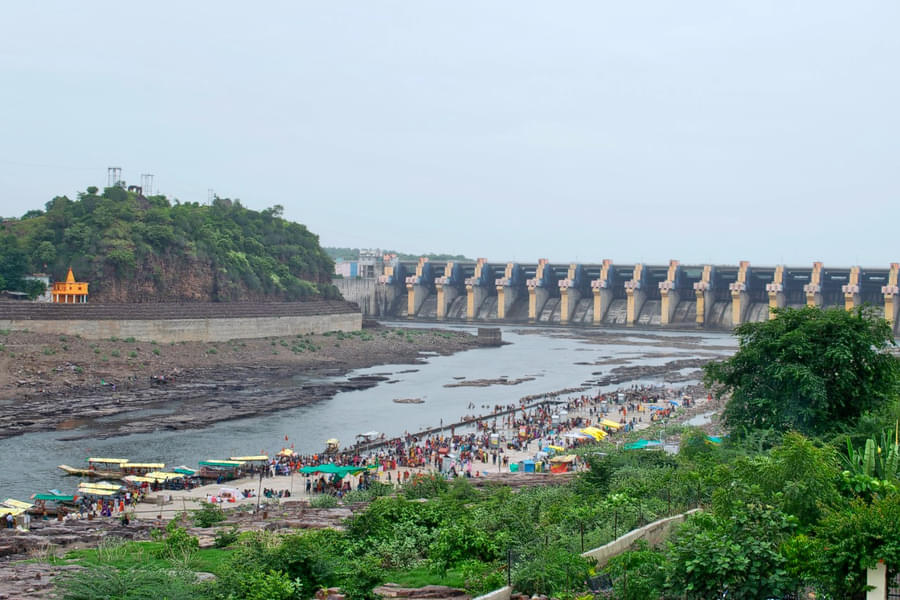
[4,512,12,529]
[22,512,31,531]
[120,513,130,527]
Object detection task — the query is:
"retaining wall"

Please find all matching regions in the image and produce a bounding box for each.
[0,301,362,343]
[580,509,699,567]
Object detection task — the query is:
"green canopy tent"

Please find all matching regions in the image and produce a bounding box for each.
[299,464,374,477]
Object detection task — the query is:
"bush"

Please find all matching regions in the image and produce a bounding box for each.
[309,494,339,508]
[150,521,199,562]
[214,525,240,548]
[402,473,448,499]
[234,569,303,600]
[55,565,199,600]
[192,501,226,528]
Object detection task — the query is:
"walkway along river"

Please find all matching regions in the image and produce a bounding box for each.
[0,324,735,501]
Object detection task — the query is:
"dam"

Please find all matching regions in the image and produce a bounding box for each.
[335,258,900,332]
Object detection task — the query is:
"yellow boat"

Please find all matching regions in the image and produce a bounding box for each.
[59,458,129,478]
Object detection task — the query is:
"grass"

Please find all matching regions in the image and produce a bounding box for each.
[382,566,466,589]
[62,541,232,577]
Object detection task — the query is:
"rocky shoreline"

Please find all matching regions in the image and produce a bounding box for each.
[0,327,480,440]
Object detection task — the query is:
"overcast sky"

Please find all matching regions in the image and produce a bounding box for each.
[1,2,897,266]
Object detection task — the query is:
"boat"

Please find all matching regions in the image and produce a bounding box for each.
[324,438,340,454]
[59,457,129,478]
[121,462,166,476]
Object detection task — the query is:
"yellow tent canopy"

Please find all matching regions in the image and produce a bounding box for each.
[601,419,623,430]
[3,499,33,510]
[580,427,607,441]
[550,454,577,464]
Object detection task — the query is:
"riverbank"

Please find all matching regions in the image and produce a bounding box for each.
[0,326,480,440]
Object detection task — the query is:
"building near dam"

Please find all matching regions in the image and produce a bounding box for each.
[334,257,900,332]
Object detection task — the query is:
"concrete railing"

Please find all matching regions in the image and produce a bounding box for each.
[580,508,700,568]
[473,585,512,600]
[474,509,699,600]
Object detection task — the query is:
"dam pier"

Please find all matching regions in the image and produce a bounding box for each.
[335,257,900,332]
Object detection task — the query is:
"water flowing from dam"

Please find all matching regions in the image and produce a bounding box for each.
[0,324,736,501]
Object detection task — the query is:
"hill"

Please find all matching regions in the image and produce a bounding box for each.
[325,247,473,262]
[0,186,339,302]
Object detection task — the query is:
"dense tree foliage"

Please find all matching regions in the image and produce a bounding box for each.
[1,186,338,301]
[704,306,899,438]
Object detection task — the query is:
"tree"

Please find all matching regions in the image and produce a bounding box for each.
[663,504,796,599]
[812,494,900,598]
[705,306,899,438]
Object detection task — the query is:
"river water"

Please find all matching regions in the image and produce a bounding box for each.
[0,324,735,501]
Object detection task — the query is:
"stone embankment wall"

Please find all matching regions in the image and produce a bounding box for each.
[0,301,362,343]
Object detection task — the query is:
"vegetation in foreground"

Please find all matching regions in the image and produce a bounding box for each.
[46,307,900,599]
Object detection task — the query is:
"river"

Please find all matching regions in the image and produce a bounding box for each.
[0,324,735,501]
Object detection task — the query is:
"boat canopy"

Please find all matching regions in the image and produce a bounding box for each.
[199,460,244,468]
[77,486,116,496]
[3,499,33,510]
[79,482,123,491]
[123,463,165,469]
[124,476,156,484]
[173,466,196,475]
[229,455,269,462]
[32,493,75,502]
[144,471,184,481]
[0,506,26,516]
[88,458,128,464]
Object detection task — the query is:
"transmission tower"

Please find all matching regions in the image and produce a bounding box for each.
[107,167,122,188]
[207,189,215,205]
[140,174,154,195]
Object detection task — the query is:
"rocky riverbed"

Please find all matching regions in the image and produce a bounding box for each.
[0,326,480,440]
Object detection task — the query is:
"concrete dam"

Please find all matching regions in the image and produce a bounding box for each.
[334,259,900,332]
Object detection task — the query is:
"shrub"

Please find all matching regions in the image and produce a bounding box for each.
[214,525,240,548]
[150,521,199,562]
[309,494,339,508]
[193,501,226,528]
[55,566,199,600]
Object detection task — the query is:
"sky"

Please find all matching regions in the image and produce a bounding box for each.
[0,1,897,266]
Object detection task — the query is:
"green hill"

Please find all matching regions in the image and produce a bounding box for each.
[0,186,339,302]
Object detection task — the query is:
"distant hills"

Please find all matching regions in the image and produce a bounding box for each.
[0,186,338,302]
[325,247,473,262]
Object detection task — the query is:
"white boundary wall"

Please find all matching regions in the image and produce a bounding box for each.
[0,312,361,343]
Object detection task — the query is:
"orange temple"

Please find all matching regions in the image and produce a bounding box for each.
[51,267,89,304]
